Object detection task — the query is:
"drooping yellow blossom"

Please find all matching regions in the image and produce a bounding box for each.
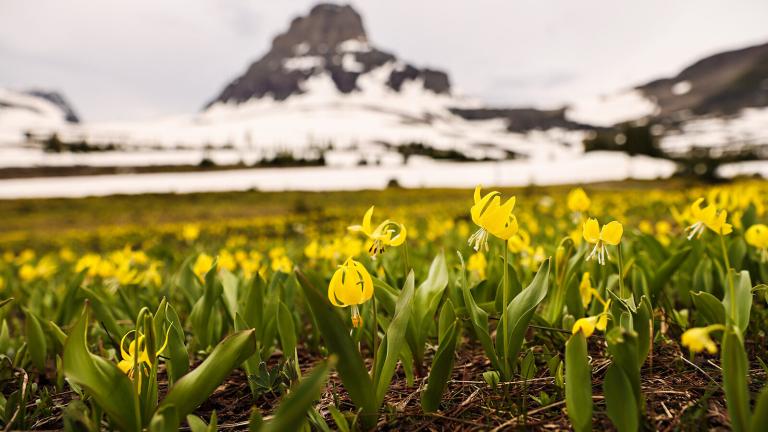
[579,272,593,308]
[567,187,591,214]
[583,218,623,265]
[685,198,732,239]
[681,324,725,354]
[572,299,611,337]
[467,252,487,280]
[328,257,374,328]
[348,206,407,258]
[469,185,519,251]
[193,253,214,281]
[117,329,170,389]
[746,224,768,261]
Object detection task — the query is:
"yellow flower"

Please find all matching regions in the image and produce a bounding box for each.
[348,206,407,258]
[181,224,200,242]
[304,240,320,260]
[469,185,519,251]
[271,255,293,273]
[193,253,214,281]
[579,272,593,308]
[572,300,611,337]
[567,187,591,214]
[507,231,531,254]
[19,264,37,282]
[59,247,75,262]
[328,258,374,328]
[746,224,768,261]
[467,252,487,280]
[583,218,623,265]
[117,329,170,389]
[685,198,732,239]
[0,275,5,292]
[218,250,236,272]
[681,325,724,354]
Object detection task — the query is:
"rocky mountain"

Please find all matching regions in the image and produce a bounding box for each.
[1,2,765,182]
[207,4,450,106]
[638,41,768,120]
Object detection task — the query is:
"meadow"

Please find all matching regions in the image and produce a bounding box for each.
[1,179,767,431]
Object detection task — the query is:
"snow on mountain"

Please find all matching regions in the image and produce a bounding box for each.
[0,88,78,145]
[27,3,586,167]
[566,90,658,127]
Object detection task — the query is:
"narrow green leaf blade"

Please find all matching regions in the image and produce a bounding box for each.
[565,332,592,432]
[63,305,141,432]
[159,329,257,419]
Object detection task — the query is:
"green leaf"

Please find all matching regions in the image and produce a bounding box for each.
[374,271,416,407]
[437,299,456,344]
[603,364,638,432]
[327,406,350,432]
[408,252,449,364]
[277,301,299,377]
[148,404,179,432]
[649,246,692,303]
[24,308,47,371]
[722,271,752,334]
[63,304,142,432]
[235,313,262,397]
[295,270,377,423]
[690,291,726,326]
[721,328,751,432]
[421,320,459,413]
[186,414,212,432]
[220,268,240,321]
[606,327,642,412]
[162,302,189,387]
[458,253,501,373]
[158,329,257,419]
[750,384,768,432]
[188,260,223,349]
[565,332,592,432]
[261,358,334,432]
[80,287,124,345]
[634,296,653,365]
[500,259,550,376]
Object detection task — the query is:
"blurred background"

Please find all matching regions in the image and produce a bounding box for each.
[1,0,768,198]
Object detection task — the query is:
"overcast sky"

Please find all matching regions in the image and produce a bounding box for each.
[2,0,767,121]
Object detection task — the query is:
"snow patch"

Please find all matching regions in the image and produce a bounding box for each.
[566,90,657,127]
[282,56,324,71]
[671,81,692,95]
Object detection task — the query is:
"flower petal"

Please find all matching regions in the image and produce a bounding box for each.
[600,221,623,245]
[582,218,601,244]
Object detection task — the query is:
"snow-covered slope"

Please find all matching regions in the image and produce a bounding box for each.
[16,3,586,167]
[0,88,77,144]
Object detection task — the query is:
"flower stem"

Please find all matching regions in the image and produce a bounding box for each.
[719,233,736,323]
[403,240,411,274]
[502,239,509,374]
[371,292,379,383]
[617,243,626,298]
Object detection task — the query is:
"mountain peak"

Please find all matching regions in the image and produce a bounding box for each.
[206,3,450,107]
[270,3,367,58]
